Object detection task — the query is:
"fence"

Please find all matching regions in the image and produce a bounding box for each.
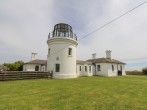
[0,71,52,81]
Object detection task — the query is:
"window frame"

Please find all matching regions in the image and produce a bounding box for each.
[68,48,72,56]
[85,66,87,72]
[97,65,101,71]
[48,48,50,55]
[79,66,82,71]
[112,65,114,71]
[89,66,91,72]
[35,65,39,71]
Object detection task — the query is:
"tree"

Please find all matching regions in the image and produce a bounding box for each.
[142,67,147,75]
[3,61,24,71]
[14,61,24,71]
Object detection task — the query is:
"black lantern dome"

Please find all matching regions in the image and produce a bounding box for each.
[48,23,77,40]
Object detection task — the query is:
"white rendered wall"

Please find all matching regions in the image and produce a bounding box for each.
[76,64,93,76]
[23,65,26,71]
[41,66,46,71]
[107,63,118,76]
[23,64,46,71]
[23,64,36,71]
[76,64,83,76]
[95,63,109,76]
[117,64,126,75]
[122,65,126,75]
[47,37,78,79]
[95,63,126,76]
[107,63,126,76]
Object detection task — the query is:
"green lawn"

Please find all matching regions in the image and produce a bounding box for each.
[0,76,147,110]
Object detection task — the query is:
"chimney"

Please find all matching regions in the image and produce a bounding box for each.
[31,53,37,60]
[92,53,96,59]
[106,50,111,59]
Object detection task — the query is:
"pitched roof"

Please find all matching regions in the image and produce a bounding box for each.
[25,59,47,65]
[76,60,92,65]
[87,58,126,64]
[0,65,3,70]
[0,65,7,71]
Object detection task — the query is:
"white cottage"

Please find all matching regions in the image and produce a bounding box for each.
[76,51,126,77]
[86,58,126,76]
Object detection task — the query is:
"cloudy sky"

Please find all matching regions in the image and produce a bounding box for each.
[0,0,147,70]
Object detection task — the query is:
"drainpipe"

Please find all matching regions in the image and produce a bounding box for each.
[93,63,96,76]
[117,63,119,75]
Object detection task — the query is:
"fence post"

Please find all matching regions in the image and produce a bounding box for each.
[51,71,53,79]
[48,71,53,79]
[4,71,6,81]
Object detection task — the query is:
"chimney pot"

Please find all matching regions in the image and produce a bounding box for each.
[92,53,96,59]
[31,53,37,60]
[106,50,111,59]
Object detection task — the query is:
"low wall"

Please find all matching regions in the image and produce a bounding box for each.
[0,71,52,81]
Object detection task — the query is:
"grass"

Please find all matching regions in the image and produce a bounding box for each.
[0,76,147,110]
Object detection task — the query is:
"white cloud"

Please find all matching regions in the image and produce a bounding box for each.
[0,0,147,70]
[0,0,54,63]
[77,0,147,61]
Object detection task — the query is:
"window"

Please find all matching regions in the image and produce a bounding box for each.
[85,66,87,72]
[55,64,60,72]
[79,66,82,71]
[61,24,64,28]
[68,48,72,55]
[57,24,60,28]
[112,65,114,71]
[48,48,50,55]
[97,65,101,71]
[89,66,91,72]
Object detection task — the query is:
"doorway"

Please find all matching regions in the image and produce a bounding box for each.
[118,70,122,76]
[35,66,39,71]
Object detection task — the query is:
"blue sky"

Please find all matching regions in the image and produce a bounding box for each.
[0,0,147,70]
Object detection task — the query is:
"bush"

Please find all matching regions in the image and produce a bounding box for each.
[126,71,144,75]
[142,67,147,75]
[3,61,24,71]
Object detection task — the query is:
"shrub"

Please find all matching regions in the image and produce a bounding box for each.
[3,61,24,71]
[142,67,147,75]
[126,71,144,75]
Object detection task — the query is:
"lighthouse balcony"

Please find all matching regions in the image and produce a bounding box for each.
[48,32,77,41]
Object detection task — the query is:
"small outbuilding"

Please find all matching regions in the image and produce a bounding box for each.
[23,59,47,71]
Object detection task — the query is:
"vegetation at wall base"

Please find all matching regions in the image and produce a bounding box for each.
[142,67,147,75]
[0,76,147,110]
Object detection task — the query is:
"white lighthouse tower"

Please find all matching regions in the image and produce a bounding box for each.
[47,23,78,79]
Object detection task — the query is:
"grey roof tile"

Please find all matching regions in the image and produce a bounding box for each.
[25,59,47,65]
[87,58,126,64]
